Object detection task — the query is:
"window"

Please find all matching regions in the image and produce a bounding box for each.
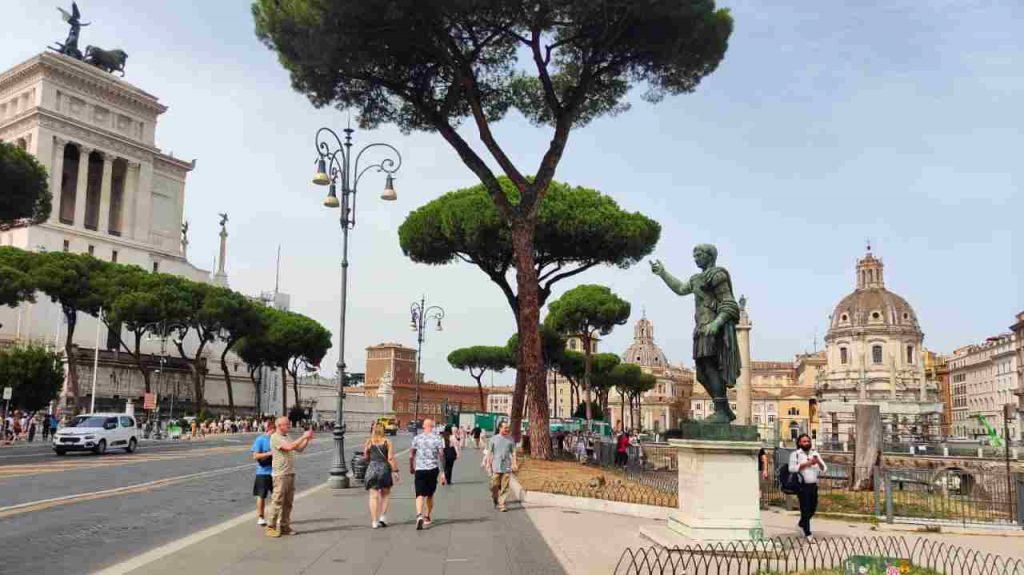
[87,244,95,256]
[872,345,883,364]
[787,407,800,416]
[768,415,776,424]
[871,311,880,320]
[111,250,118,263]
[568,340,577,351]
[840,347,849,365]
[152,261,159,273]
[119,416,134,428]
[906,345,914,365]
[840,314,848,322]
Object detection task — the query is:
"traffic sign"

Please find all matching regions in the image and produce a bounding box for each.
[144,393,157,410]
[2,387,11,400]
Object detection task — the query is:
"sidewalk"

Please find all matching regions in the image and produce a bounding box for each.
[101,447,567,575]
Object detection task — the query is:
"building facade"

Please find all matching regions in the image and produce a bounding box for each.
[949,333,1020,441]
[615,316,693,432]
[362,343,480,426]
[0,52,259,416]
[486,386,514,416]
[817,248,942,443]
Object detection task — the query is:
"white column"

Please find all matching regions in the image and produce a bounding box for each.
[48,136,66,225]
[736,311,752,426]
[72,145,92,227]
[123,161,139,239]
[97,152,114,234]
[133,161,154,242]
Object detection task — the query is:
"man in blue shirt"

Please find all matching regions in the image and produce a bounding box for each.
[251,420,274,526]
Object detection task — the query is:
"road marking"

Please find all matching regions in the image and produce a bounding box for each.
[94,482,329,575]
[96,444,410,575]
[0,446,256,480]
[0,445,337,517]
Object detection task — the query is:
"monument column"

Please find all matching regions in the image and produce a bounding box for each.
[48,137,66,225]
[123,161,140,239]
[72,145,93,227]
[97,152,114,234]
[212,217,229,287]
[735,297,752,425]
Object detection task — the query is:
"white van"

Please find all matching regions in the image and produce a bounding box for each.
[53,413,139,455]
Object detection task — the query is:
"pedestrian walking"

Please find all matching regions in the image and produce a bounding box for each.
[442,430,459,485]
[788,433,826,541]
[471,425,482,449]
[28,416,37,442]
[615,430,630,466]
[364,422,398,529]
[251,420,275,526]
[265,417,313,538]
[48,414,59,440]
[409,418,446,530]
[483,421,518,512]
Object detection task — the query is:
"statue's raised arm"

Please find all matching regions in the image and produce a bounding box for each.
[650,259,692,296]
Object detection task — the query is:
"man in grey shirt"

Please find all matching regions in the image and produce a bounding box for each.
[483,421,518,511]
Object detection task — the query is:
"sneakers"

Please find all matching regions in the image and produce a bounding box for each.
[372,521,380,529]
[378,516,389,528]
[257,517,267,527]
[280,527,296,536]
[423,516,432,526]
[416,514,425,531]
[265,527,281,538]
[806,535,816,543]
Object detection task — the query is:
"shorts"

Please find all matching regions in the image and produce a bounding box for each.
[253,474,273,498]
[414,468,440,497]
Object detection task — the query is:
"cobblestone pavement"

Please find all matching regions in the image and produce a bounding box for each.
[0,429,383,573]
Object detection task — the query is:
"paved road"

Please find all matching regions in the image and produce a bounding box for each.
[0,430,407,573]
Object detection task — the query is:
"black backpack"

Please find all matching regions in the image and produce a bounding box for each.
[777,463,803,495]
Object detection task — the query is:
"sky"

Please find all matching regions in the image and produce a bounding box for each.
[2,1,1020,387]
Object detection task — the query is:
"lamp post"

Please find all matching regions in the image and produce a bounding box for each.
[313,126,402,489]
[410,296,445,426]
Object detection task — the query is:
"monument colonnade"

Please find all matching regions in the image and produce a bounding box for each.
[44,133,147,245]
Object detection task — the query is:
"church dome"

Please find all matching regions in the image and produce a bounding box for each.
[827,248,921,335]
[623,315,670,368]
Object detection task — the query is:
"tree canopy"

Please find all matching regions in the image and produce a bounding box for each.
[448,345,511,411]
[0,246,38,308]
[0,344,64,412]
[0,141,51,226]
[253,0,732,458]
[399,178,660,312]
[545,284,630,423]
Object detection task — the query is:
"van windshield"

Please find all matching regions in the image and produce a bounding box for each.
[70,416,108,428]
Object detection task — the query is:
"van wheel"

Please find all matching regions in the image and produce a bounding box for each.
[126,437,137,453]
[55,449,67,456]
[94,439,107,455]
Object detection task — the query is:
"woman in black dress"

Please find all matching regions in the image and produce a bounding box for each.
[364,423,398,528]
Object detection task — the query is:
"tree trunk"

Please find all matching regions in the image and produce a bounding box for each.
[221,347,235,418]
[280,367,288,416]
[141,368,151,396]
[512,220,551,459]
[291,370,300,411]
[583,339,593,427]
[473,373,486,413]
[62,307,80,413]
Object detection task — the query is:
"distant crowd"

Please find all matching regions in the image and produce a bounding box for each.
[1,410,58,444]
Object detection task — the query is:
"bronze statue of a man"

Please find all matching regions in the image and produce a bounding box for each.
[651,244,741,423]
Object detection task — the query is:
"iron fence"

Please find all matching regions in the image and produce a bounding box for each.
[539,479,677,508]
[761,449,1023,526]
[614,536,1024,575]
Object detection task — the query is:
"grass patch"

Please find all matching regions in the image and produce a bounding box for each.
[516,457,677,508]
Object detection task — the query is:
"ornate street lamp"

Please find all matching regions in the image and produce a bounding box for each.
[313,126,402,489]
[410,296,445,427]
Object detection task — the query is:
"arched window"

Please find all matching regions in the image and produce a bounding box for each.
[872,345,883,364]
[906,345,914,365]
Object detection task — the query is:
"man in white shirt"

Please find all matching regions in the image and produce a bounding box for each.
[788,433,827,540]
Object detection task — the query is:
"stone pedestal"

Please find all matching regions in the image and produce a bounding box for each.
[644,438,763,544]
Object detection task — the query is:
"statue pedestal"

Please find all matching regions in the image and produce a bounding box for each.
[641,438,763,545]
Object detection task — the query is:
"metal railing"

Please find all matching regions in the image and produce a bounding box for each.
[614,536,1024,575]
[761,450,1023,526]
[539,478,676,508]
